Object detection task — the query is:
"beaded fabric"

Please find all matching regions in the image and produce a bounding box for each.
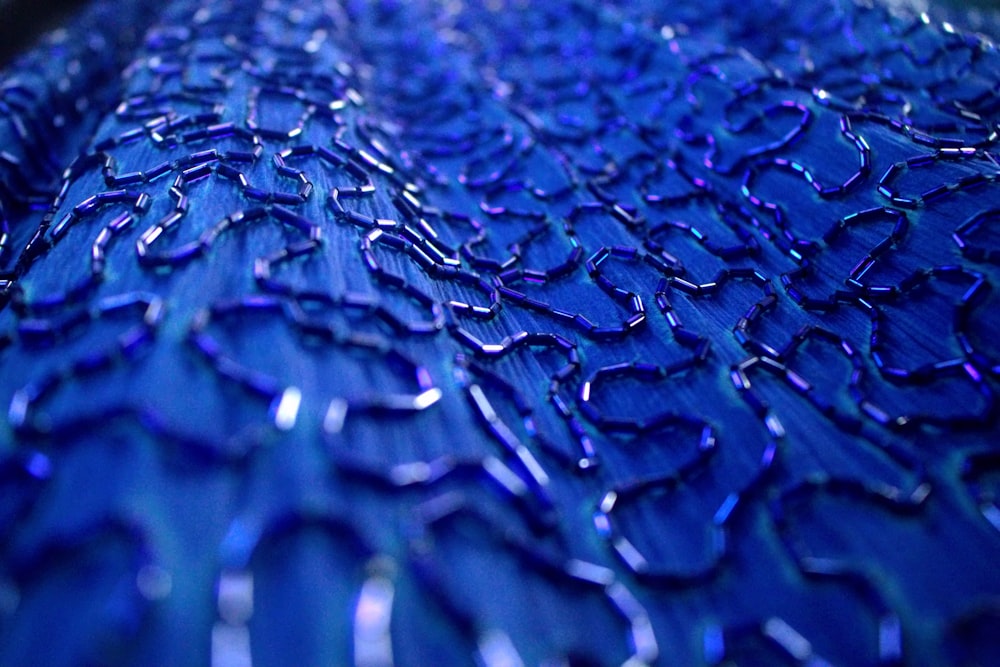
[1,0,999,665]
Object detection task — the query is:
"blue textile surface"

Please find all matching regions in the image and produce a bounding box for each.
[1,1,1000,665]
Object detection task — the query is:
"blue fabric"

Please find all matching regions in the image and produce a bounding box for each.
[1,1,999,665]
